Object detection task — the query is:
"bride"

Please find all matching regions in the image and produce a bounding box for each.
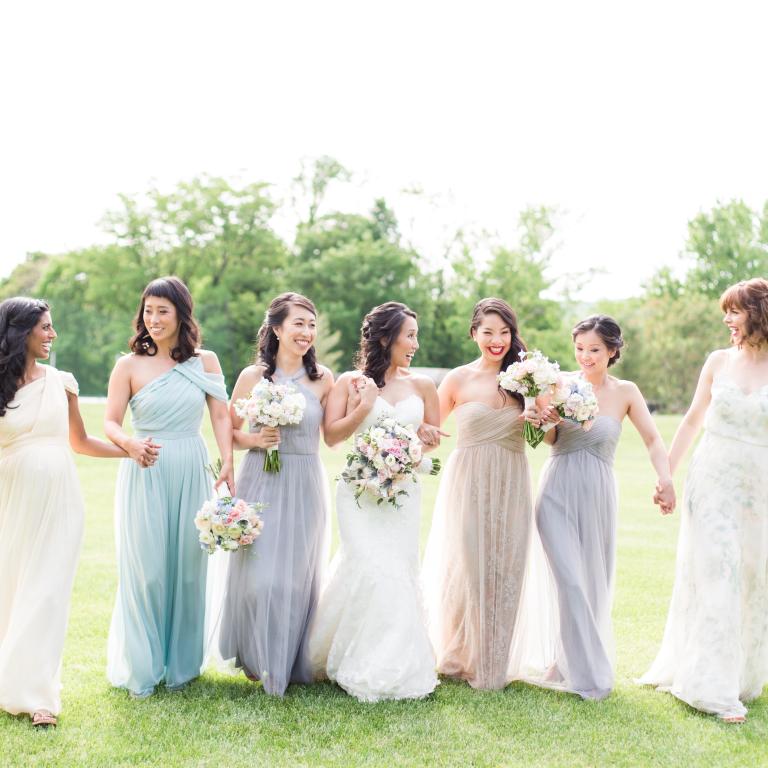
[309,302,442,702]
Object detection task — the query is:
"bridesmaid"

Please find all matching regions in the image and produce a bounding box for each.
[520,315,675,700]
[216,292,333,696]
[0,298,126,727]
[105,276,233,698]
[422,297,532,689]
[639,278,768,722]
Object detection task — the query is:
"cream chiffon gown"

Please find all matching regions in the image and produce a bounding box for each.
[0,366,83,717]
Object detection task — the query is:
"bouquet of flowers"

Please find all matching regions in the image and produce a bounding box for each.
[194,496,265,554]
[234,377,306,472]
[546,375,599,431]
[497,349,560,448]
[341,417,441,509]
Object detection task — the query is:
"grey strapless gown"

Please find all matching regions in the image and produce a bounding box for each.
[521,415,621,700]
[218,367,329,696]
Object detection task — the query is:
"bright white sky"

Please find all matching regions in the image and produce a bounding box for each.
[2,0,767,300]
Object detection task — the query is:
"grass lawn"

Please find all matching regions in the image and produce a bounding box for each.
[2,407,766,767]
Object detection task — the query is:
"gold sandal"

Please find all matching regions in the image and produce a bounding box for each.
[31,710,57,727]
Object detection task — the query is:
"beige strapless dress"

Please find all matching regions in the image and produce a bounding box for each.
[422,402,533,689]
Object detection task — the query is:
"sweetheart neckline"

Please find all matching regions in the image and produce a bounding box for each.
[713,378,768,398]
[376,393,422,409]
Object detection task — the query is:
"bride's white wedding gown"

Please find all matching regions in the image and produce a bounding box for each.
[309,395,438,702]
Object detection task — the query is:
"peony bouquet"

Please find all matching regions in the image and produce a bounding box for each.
[234,377,306,472]
[497,349,560,448]
[341,417,441,509]
[194,496,265,554]
[546,375,599,431]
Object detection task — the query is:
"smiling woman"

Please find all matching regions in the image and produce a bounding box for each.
[0,297,126,728]
[103,276,234,700]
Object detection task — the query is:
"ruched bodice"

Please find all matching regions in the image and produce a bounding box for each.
[249,367,323,455]
[705,380,768,446]
[550,415,621,464]
[454,402,525,452]
[131,357,227,439]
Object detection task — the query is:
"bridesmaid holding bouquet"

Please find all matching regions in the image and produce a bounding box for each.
[105,277,233,698]
[0,298,126,726]
[422,297,533,689]
[214,292,333,696]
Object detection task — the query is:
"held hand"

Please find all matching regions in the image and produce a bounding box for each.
[522,404,542,427]
[539,405,562,426]
[128,437,161,468]
[653,479,676,515]
[215,458,235,496]
[353,374,379,409]
[253,426,281,450]
[417,423,450,449]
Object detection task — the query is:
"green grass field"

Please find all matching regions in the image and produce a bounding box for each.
[2,407,766,767]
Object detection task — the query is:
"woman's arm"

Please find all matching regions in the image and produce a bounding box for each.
[416,376,448,452]
[201,350,235,494]
[68,392,127,457]
[625,382,675,513]
[667,350,722,474]
[323,372,378,447]
[103,356,160,466]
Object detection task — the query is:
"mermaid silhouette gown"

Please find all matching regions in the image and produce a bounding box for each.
[107,356,227,697]
[309,394,438,702]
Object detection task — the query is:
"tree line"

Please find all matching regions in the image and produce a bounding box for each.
[2,158,766,410]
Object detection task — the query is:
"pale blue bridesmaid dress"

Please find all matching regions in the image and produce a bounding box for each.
[107,356,227,697]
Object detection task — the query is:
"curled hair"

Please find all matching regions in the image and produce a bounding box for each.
[0,296,50,417]
[572,315,624,366]
[129,276,200,362]
[355,302,417,388]
[255,292,322,381]
[719,277,768,347]
[470,297,527,405]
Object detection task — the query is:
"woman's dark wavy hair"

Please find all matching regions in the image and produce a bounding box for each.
[255,292,323,381]
[129,276,200,362]
[572,314,624,366]
[0,296,50,417]
[720,277,768,348]
[470,297,527,406]
[355,302,417,388]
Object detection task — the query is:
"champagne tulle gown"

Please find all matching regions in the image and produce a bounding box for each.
[212,367,330,696]
[309,395,438,702]
[422,402,532,689]
[0,366,83,717]
[639,378,768,719]
[107,357,227,697]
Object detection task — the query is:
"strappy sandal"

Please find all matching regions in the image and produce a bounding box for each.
[31,710,57,728]
[719,714,746,724]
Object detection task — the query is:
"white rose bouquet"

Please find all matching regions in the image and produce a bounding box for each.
[497,349,560,448]
[194,496,265,555]
[341,416,441,509]
[234,377,306,472]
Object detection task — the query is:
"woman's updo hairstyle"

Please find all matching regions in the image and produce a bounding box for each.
[355,302,417,389]
[571,315,624,366]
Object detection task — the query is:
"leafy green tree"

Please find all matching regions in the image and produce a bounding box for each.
[0,252,51,299]
[685,200,768,297]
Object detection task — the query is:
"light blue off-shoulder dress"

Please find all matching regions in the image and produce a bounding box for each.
[107,356,227,697]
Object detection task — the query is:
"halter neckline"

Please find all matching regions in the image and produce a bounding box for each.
[275,365,306,383]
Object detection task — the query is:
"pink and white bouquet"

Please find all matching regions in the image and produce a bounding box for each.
[497,349,560,448]
[547,375,599,431]
[194,496,265,554]
[341,417,441,508]
[234,377,306,472]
